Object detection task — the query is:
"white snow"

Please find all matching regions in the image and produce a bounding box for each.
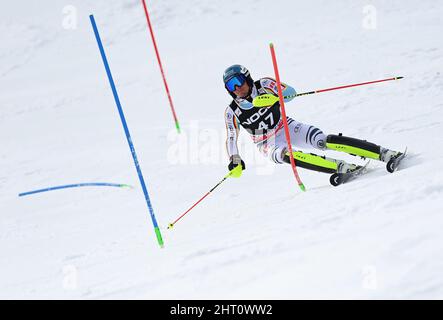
[1,0,443,299]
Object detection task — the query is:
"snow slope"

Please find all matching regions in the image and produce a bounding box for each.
[1,0,443,299]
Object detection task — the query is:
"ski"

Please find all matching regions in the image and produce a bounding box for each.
[386,147,407,173]
[329,161,370,187]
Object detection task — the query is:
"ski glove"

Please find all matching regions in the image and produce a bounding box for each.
[228,154,246,171]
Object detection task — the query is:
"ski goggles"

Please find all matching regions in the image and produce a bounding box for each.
[225,74,246,92]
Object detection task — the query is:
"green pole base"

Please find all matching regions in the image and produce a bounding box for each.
[155,226,164,248]
[175,121,181,134]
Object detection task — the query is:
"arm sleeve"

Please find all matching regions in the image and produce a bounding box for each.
[260,77,297,103]
[282,86,296,103]
[224,106,240,159]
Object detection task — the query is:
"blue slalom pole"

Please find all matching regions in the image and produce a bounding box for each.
[19,183,132,197]
[90,14,164,248]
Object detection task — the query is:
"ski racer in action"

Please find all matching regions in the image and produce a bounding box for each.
[223,64,404,184]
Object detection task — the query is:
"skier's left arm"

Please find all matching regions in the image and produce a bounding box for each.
[281,85,296,102]
[260,77,297,102]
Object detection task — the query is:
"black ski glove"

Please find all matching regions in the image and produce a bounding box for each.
[228,154,246,171]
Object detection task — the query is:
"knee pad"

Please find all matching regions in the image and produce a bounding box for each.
[269,145,285,164]
[307,129,326,150]
[315,133,327,150]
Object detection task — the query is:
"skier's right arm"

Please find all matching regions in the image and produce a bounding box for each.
[225,106,245,171]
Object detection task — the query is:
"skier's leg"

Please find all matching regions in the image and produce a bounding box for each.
[285,119,328,151]
[256,120,360,174]
[325,133,402,163]
[257,119,327,164]
[282,150,361,174]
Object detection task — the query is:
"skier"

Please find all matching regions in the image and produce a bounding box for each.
[223,64,404,184]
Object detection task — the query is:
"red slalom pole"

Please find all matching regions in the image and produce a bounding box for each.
[269,43,305,192]
[141,0,181,133]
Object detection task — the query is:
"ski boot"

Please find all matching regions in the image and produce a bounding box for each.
[379,147,406,173]
[329,160,367,186]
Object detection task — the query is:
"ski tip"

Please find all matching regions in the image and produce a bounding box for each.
[269,42,274,48]
[396,76,404,80]
[299,183,306,192]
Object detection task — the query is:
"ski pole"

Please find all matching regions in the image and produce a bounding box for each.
[253,76,404,107]
[294,76,403,97]
[167,166,242,229]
